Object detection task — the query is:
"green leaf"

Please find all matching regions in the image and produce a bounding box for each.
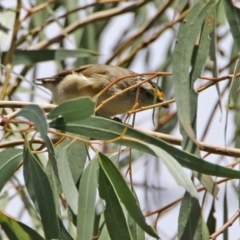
[58,218,74,240]
[0,8,15,48]
[223,0,240,50]
[77,158,99,240]
[182,8,219,197]
[0,149,22,191]
[202,219,210,240]
[206,199,216,234]
[127,190,145,240]
[128,212,145,240]
[48,97,95,122]
[98,153,159,238]
[55,138,88,183]
[64,1,83,46]
[148,145,198,198]
[0,192,10,209]
[23,146,59,240]
[17,105,48,137]
[98,166,133,240]
[0,210,44,240]
[57,143,79,214]
[93,213,102,239]
[228,54,240,110]
[17,105,59,179]
[49,116,240,179]
[98,218,111,240]
[184,9,215,151]
[172,0,218,140]
[1,49,99,65]
[45,162,61,217]
[223,184,228,240]
[178,192,209,240]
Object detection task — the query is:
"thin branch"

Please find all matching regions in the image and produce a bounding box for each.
[136,128,240,158]
[17,2,99,47]
[0,101,56,112]
[116,8,189,66]
[0,0,22,106]
[21,0,56,22]
[144,177,230,217]
[33,0,151,49]
[1,100,240,158]
[105,0,174,64]
[210,209,240,239]
[0,138,45,148]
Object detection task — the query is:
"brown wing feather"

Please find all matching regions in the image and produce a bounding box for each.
[35,64,94,83]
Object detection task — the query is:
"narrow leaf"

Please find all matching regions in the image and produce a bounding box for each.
[127,189,145,240]
[128,212,145,240]
[58,218,74,240]
[23,146,59,239]
[172,0,218,140]
[1,49,99,65]
[17,105,59,179]
[184,8,219,197]
[57,143,79,214]
[148,145,198,198]
[223,0,240,49]
[98,153,159,238]
[55,138,88,183]
[223,184,228,240]
[49,116,240,179]
[0,210,44,240]
[206,199,216,234]
[0,149,22,191]
[98,223,111,240]
[17,105,48,137]
[48,97,95,121]
[99,167,132,240]
[178,192,206,240]
[77,159,98,240]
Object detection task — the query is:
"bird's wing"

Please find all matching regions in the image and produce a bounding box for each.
[35,64,94,84]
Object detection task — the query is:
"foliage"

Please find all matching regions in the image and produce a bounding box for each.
[0,0,240,239]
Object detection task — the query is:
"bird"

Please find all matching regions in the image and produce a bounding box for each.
[35,64,168,117]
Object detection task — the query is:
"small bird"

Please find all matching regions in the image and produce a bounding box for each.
[36,64,168,117]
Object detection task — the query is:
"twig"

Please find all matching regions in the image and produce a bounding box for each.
[1,98,240,157]
[0,0,22,108]
[105,0,174,64]
[209,209,240,239]
[0,138,45,148]
[21,0,56,22]
[0,101,56,112]
[0,117,34,127]
[33,0,151,49]
[116,8,189,66]
[144,177,230,217]
[135,128,240,158]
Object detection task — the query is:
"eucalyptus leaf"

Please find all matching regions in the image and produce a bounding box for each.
[49,116,240,179]
[178,192,209,240]
[223,0,240,50]
[77,158,98,240]
[1,49,99,65]
[57,143,79,214]
[0,210,44,240]
[98,153,159,238]
[0,149,22,192]
[17,105,59,179]
[48,97,95,121]
[99,166,133,240]
[23,146,59,239]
